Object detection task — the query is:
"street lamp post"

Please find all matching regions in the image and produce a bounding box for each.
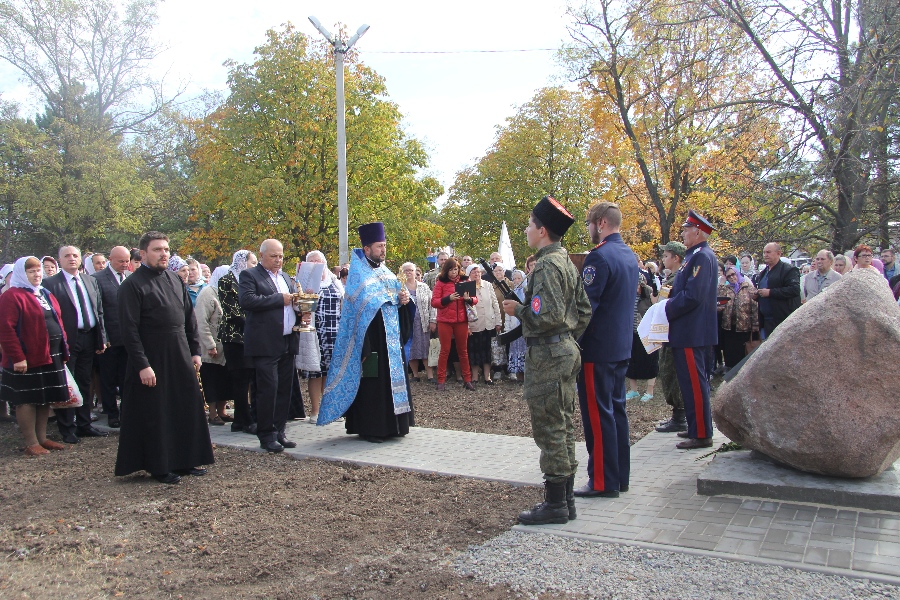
[309,17,370,266]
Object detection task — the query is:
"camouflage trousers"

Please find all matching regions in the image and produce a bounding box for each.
[658,346,684,410]
[523,339,581,483]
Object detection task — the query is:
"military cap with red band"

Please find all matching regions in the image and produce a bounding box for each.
[682,210,716,234]
[532,195,575,237]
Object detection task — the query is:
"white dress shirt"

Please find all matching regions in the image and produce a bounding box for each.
[66,272,97,330]
[267,269,295,335]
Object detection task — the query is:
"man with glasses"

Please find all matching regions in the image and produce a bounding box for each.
[665,211,719,450]
[802,250,842,303]
[752,243,801,337]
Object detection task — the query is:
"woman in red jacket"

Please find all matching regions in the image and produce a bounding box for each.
[431,257,477,391]
[0,256,70,456]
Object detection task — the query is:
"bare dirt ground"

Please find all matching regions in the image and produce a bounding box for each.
[0,375,671,599]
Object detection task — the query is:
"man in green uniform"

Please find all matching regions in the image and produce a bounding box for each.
[502,196,592,526]
[655,241,687,432]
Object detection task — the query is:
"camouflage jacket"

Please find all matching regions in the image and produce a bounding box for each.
[513,242,591,340]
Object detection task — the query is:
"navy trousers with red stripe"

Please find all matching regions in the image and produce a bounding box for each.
[577,360,629,492]
[671,346,713,439]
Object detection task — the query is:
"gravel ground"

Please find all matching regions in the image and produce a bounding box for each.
[454,531,900,599]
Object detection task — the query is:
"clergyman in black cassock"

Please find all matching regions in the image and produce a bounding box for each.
[114,243,213,481]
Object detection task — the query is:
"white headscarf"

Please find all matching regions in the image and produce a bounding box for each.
[305,250,344,295]
[230,250,251,282]
[0,263,13,280]
[208,265,229,289]
[9,256,43,293]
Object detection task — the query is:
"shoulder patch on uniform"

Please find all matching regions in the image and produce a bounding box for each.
[582,265,596,285]
[693,265,701,277]
[531,295,542,314]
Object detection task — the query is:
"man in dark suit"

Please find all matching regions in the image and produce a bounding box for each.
[753,243,801,337]
[575,201,640,498]
[92,246,130,428]
[239,239,309,453]
[43,245,109,442]
[666,211,719,450]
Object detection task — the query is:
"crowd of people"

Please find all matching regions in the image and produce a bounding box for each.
[0,212,897,526]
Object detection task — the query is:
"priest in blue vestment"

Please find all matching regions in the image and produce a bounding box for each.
[317,222,415,442]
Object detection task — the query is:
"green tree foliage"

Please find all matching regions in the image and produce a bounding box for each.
[186,24,443,267]
[440,87,596,263]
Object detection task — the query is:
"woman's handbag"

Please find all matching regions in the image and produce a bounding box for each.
[427,338,441,367]
[744,331,762,355]
[295,330,322,372]
[466,304,478,323]
[51,365,83,409]
[490,337,508,366]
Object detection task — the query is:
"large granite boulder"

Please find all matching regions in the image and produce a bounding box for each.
[713,268,900,478]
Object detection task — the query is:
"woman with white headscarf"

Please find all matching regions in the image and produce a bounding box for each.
[216,250,259,434]
[0,256,70,455]
[195,266,234,425]
[300,250,344,424]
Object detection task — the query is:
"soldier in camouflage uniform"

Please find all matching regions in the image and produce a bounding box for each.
[502,196,591,526]
[655,241,687,432]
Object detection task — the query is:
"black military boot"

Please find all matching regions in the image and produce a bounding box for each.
[656,408,687,433]
[566,474,577,520]
[518,480,569,525]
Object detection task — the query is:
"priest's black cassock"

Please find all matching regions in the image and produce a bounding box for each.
[344,287,415,438]
[115,265,214,476]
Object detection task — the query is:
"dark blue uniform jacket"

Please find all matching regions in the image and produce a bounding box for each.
[665,241,718,348]
[578,233,640,364]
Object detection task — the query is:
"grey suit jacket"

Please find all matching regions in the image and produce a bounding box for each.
[43,270,108,349]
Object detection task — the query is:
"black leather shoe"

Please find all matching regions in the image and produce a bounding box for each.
[77,427,108,438]
[62,433,79,444]
[360,435,384,443]
[107,418,121,428]
[244,423,258,435]
[573,484,619,498]
[277,437,297,449]
[152,472,181,484]
[174,467,207,476]
[260,440,284,453]
[677,431,691,438]
[620,485,629,493]
[676,437,713,450]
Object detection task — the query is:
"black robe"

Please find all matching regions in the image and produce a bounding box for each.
[344,304,415,438]
[114,265,214,476]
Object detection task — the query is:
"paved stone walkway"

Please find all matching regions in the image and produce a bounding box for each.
[98,415,900,583]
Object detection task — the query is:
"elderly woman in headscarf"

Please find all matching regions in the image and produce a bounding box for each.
[216,250,259,434]
[168,255,189,284]
[195,266,235,425]
[0,256,70,455]
[717,265,759,371]
[300,250,344,424]
[400,261,436,383]
[466,263,501,384]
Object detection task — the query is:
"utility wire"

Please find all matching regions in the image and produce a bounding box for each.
[363,48,557,54]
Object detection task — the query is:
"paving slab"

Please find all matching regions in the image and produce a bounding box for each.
[698,450,900,512]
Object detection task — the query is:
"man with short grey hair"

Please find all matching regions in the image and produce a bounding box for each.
[803,249,841,302]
